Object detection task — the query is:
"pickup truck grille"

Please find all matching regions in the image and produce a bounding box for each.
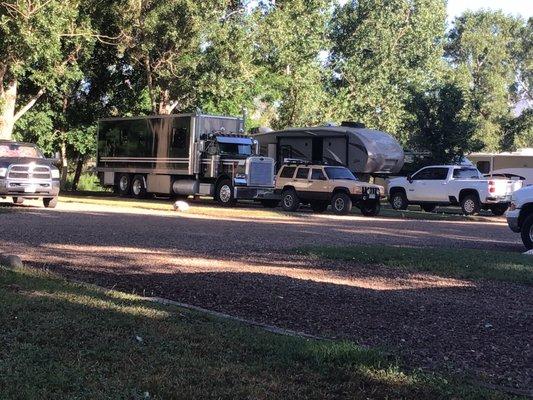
[7,165,51,180]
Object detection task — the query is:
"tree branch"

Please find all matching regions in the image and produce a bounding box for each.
[13,88,45,122]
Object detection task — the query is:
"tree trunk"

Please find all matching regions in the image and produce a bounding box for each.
[72,156,84,191]
[60,140,68,187]
[0,80,17,140]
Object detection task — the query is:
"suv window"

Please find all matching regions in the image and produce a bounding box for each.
[311,169,327,181]
[279,166,296,178]
[453,168,480,179]
[296,167,310,179]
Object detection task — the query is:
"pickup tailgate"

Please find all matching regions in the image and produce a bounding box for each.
[489,179,522,197]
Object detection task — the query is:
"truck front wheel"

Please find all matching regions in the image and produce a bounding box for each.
[461,194,480,215]
[216,179,235,206]
[520,214,533,250]
[390,190,408,210]
[43,197,58,209]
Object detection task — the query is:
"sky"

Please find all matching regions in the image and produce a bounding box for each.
[447,0,532,22]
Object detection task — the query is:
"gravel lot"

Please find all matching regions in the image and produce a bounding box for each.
[1,200,531,392]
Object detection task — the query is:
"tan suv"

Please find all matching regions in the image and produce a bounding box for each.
[274,163,384,216]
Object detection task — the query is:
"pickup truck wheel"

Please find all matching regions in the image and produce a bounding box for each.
[12,197,24,205]
[216,179,236,207]
[310,201,328,213]
[390,191,408,210]
[360,201,380,217]
[421,204,436,212]
[131,175,147,199]
[43,197,58,209]
[331,192,352,215]
[117,174,132,196]
[261,199,279,208]
[281,189,300,212]
[520,214,533,250]
[461,195,480,215]
[490,204,508,216]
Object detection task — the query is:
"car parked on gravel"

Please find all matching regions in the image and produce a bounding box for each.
[273,163,384,216]
[388,165,521,216]
[506,185,533,250]
[0,140,60,208]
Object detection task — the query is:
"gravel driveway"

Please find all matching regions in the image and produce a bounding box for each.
[1,200,531,392]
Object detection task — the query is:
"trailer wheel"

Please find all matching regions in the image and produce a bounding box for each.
[117,174,132,197]
[12,197,24,205]
[131,175,147,199]
[216,179,235,206]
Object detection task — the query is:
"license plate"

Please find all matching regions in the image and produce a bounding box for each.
[24,186,36,193]
[369,194,376,199]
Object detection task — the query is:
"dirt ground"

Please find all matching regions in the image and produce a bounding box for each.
[1,200,531,392]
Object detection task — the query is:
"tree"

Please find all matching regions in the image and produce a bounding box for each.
[253,0,333,129]
[407,83,482,164]
[0,0,92,140]
[447,11,526,151]
[330,0,446,143]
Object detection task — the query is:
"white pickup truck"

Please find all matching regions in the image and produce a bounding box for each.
[388,165,522,215]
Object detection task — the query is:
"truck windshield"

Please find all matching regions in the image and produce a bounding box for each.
[324,167,357,181]
[0,143,43,158]
[218,143,253,156]
[453,168,481,179]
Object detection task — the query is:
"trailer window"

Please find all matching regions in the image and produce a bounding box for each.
[169,117,190,158]
[280,166,296,178]
[476,161,490,174]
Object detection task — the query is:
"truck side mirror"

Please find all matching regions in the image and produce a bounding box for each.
[407,175,413,183]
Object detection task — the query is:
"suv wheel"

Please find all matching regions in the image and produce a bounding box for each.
[310,201,328,213]
[281,188,300,212]
[43,197,58,209]
[521,214,533,250]
[390,190,408,210]
[216,179,235,207]
[331,192,352,215]
[461,194,480,215]
[131,175,147,199]
[12,197,24,205]
[117,174,132,196]
[360,201,380,217]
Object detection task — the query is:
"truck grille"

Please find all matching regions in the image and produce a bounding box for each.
[7,165,51,180]
[248,158,274,187]
[362,187,380,195]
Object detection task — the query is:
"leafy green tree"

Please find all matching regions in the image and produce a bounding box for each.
[0,0,93,140]
[330,0,446,143]
[447,11,526,151]
[407,83,482,163]
[501,109,533,150]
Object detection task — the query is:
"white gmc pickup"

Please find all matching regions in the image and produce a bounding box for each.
[388,165,522,215]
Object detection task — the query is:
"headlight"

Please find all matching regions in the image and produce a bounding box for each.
[51,169,60,179]
[0,168,6,178]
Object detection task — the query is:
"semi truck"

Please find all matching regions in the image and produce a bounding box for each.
[95,113,275,206]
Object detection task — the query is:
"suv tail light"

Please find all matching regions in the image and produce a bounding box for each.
[489,180,495,193]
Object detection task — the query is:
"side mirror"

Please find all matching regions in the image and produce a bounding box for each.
[407,175,413,183]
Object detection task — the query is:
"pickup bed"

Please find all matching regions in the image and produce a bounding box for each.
[0,140,60,208]
[388,165,522,215]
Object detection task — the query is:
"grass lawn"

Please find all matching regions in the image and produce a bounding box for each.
[295,245,533,285]
[0,266,517,400]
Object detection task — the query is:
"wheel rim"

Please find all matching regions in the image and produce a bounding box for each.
[334,197,345,211]
[219,185,232,203]
[119,176,129,191]
[283,194,293,208]
[132,180,142,196]
[393,195,403,209]
[529,224,533,242]
[464,199,475,213]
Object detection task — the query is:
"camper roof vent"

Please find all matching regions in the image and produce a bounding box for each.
[341,121,366,128]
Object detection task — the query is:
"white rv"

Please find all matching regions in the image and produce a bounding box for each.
[468,148,533,186]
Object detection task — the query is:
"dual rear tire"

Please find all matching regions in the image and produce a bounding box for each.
[117,174,147,199]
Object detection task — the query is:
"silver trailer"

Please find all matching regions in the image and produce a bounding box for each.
[254,122,405,177]
[95,113,275,205]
